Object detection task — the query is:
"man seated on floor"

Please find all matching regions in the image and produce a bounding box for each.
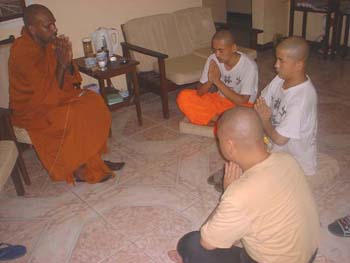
[255,36,317,176]
[9,4,124,184]
[176,29,258,126]
[168,107,320,263]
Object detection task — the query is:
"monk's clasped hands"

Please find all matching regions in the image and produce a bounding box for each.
[54,35,73,69]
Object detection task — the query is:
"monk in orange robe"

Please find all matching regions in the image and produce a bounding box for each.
[177,30,258,126]
[9,4,123,184]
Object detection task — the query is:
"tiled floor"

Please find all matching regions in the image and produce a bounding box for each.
[1,50,350,263]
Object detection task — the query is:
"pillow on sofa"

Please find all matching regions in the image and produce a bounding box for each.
[153,54,206,85]
[123,13,186,72]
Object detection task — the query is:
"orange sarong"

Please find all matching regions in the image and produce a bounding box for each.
[177,89,253,125]
[9,29,111,183]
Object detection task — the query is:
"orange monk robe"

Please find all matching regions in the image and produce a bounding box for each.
[9,29,111,184]
[177,89,253,126]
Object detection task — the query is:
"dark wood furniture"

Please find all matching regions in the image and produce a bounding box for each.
[74,56,143,126]
[289,0,340,58]
[336,1,350,57]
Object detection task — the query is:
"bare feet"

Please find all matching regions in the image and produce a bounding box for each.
[167,250,183,263]
[73,164,114,183]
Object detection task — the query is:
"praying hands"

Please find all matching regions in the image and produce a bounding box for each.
[54,35,72,69]
[254,97,272,123]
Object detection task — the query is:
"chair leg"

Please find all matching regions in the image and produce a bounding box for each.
[11,161,25,196]
[4,115,31,185]
[343,15,350,57]
[158,59,170,119]
[16,145,31,185]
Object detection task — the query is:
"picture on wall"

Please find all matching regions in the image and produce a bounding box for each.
[0,0,26,22]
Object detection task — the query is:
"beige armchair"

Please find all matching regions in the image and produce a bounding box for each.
[0,140,25,196]
[0,36,31,186]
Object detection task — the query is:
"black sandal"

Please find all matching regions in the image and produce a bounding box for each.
[328,215,350,237]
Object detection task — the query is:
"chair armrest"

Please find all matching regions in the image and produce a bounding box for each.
[0,35,15,45]
[0,108,11,117]
[121,42,168,59]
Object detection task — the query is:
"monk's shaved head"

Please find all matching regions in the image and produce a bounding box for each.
[23,4,53,26]
[277,36,309,62]
[218,107,264,147]
[212,29,235,46]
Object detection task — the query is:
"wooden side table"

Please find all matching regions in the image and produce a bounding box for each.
[74,56,143,126]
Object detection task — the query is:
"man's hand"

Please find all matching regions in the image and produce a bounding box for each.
[54,35,73,69]
[208,60,221,85]
[223,161,242,190]
[254,97,271,123]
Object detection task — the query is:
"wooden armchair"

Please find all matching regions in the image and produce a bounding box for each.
[0,36,31,186]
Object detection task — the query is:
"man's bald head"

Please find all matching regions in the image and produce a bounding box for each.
[23,4,53,27]
[277,36,309,62]
[218,107,264,148]
[212,29,235,46]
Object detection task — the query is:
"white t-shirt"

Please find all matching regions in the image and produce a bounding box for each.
[199,52,258,103]
[261,75,318,175]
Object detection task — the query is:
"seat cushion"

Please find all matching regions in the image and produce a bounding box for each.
[13,126,32,144]
[0,140,18,191]
[306,153,339,190]
[179,117,215,138]
[123,13,185,72]
[193,46,258,60]
[153,54,207,85]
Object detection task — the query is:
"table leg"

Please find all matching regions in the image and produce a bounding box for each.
[98,79,112,137]
[98,79,107,104]
[131,69,143,126]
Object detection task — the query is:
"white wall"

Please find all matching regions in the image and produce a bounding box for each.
[1,0,202,90]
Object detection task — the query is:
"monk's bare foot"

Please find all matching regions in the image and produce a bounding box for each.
[74,164,115,183]
[104,160,125,171]
[167,250,183,263]
[73,164,87,182]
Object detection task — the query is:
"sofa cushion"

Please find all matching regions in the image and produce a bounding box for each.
[306,153,339,190]
[193,46,258,61]
[153,54,206,85]
[179,117,215,138]
[174,7,216,54]
[123,13,185,72]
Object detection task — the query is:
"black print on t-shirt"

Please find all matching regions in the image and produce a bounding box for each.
[271,96,287,126]
[236,76,242,85]
[224,75,232,84]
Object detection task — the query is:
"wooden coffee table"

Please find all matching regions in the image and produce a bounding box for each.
[74,56,142,125]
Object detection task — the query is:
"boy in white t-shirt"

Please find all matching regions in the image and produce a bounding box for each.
[255,36,317,176]
[177,29,258,125]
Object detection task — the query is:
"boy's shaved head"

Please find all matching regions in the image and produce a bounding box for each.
[212,29,235,46]
[277,36,309,62]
